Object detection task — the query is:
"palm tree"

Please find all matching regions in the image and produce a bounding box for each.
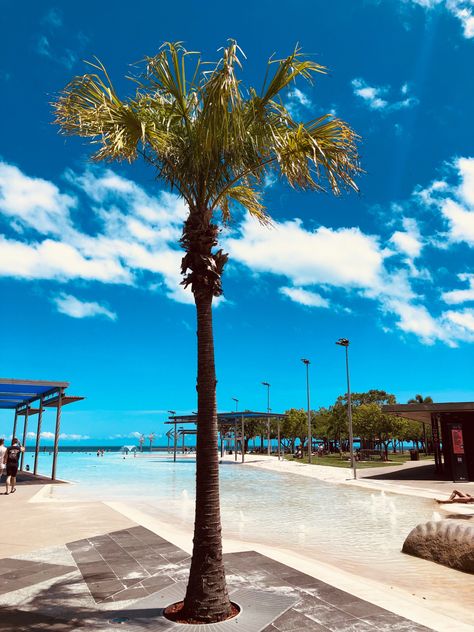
[148,432,156,451]
[408,395,434,404]
[138,433,145,452]
[53,41,360,622]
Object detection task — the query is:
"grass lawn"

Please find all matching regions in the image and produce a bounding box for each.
[284,452,434,469]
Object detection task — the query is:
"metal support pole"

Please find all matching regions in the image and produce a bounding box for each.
[173,422,177,463]
[51,389,63,481]
[34,396,44,475]
[182,431,185,454]
[262,382,271,455]
[234,419,238,462]
[20,407,29,470]
[241,414,245,463]
[345,346,357,480]
[302,359,311,464]
[12,408,18,441]
[220,429,224,458]
[277,419,281,460]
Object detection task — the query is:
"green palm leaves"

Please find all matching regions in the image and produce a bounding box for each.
[53,40,360,224]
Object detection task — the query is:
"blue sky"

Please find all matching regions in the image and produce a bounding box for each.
[1,0,474,445]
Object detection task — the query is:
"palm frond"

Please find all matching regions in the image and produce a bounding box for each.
[53,41,361,221]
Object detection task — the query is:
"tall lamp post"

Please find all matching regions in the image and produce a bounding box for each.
[301,359,312,463]
[261,382,271,455]
[232,398,239,460]
[336,338,356,479]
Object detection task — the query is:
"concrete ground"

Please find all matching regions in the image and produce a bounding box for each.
[1,457,473,631]
[0,524,434,632]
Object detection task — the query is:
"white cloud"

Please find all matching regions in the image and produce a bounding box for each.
[53,294,117,320]
[24,431,89,441]
[351,78,418,111]
[390,218,423,258]
[416,156,474,246]
[0,161,192,304]
[286,88,312,117]
[279,286,329,308]
[351,79,388,110]
[0,162,75,235]
[405,0,474,38]
[442,273,474,303]
[226,215,385,289]
[59,433,90,440]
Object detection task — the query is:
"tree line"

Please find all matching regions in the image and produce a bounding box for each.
[244,391,433,458]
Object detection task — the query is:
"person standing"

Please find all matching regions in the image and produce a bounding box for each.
[5,438,24,495]
[0,439,6,483]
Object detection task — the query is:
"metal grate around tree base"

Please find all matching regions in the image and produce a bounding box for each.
[83,581,296,631]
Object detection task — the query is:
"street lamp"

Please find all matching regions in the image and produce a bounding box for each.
[301,359,312,463]
[336,338,356,479]
[261,382,271,455]
[231,398,239,460]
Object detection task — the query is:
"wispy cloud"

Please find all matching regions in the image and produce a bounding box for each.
[279,287,330,308]
[41,8,63,28]
[26,431,90,441]
[351,78,418,112]
[35,8,80,68]
[442,274,474,304]
[404,0,474,38]
[286,88,312,117]
[53,294,117,321]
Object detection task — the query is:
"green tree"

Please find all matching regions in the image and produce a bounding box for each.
[53,42,360,622]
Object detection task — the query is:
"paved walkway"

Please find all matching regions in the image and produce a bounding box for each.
[0,526,433,632]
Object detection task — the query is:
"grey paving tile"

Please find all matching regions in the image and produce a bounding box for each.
[324,620,377,632]
[273,607,316,630]
[361,613,432,631]
[337,600,389,619]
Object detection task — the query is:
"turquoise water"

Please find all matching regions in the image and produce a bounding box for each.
[34,451,434,565]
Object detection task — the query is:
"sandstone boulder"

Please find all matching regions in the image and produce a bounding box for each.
[403,519,474,573]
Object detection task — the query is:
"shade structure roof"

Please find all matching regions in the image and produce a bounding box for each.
[166,411,286,425]
[0,378,69,410]
[383,402,474,424]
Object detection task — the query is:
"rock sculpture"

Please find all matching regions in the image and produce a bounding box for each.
[403,519,474,573]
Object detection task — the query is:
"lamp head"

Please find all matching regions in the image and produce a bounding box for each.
[262,381,270,387]
[336,338,349,347]
[301,358,310,365]
[168,410,176,415]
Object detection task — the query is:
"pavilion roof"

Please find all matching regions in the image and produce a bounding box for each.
[383,402,474,423]
[166,411,286,425]
[0,378,69,410]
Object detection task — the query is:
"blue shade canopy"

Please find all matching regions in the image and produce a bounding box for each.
[0,378,69,410]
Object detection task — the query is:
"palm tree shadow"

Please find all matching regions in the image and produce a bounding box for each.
[2,574,171,631]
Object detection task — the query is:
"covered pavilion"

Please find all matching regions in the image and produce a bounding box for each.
[166,411,286,462]
[383,401,474,482]
[0,378,84,480]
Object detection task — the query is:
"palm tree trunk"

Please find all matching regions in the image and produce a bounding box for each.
[182,291,232,621]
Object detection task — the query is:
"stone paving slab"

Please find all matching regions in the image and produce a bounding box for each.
[67,526,189,603]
